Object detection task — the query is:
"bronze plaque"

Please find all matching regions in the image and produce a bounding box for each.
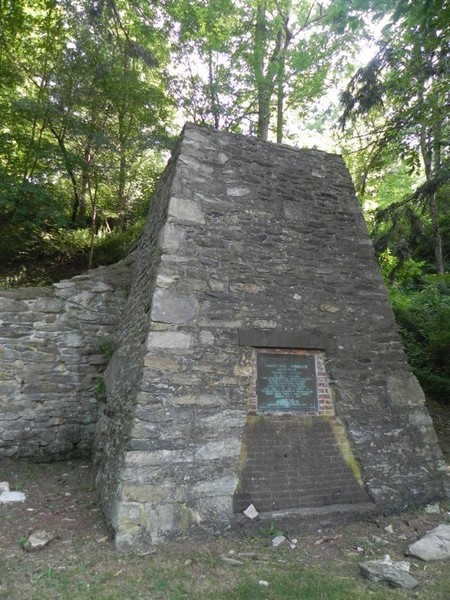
[256,353,318,412]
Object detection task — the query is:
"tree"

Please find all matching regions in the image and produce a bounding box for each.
[340,0,450,275]
[0,0,172,276]
[167,0,392,142]
[164,0,250,132]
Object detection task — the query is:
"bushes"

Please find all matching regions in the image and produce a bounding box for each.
[390,275,450,403]
[0,222,144,287]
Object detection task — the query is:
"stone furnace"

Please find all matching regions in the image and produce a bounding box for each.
[94,124,447,549]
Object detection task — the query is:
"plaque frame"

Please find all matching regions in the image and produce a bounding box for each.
[256,350,318,413]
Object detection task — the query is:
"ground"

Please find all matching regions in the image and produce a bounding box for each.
[1,402,449,600]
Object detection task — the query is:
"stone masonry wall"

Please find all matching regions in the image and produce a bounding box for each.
[0,259,131,459]
[1,123,446,547]
[96,124,447,550]
[94,145,182,529]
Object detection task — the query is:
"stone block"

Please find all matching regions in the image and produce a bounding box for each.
[408,525,450,561]
[195,495,233,521]
[386,374,425,407]
[195,438,241,460]
[169,394,219,407]
[190,476,238,498]
[359,558,418,589]
[115,528,142,551]
[201,411,246,431]
[125,449,193,466]
[168,196,205,224]
[0,298,27,312]
[121,484,181,504]
[199,331,215,345]
[118,501,142,525]
[408,410,434,428]
[227,186,251,197]
[159,223,185,252]
[141,503,177,541]
[146,331,192,350]
[150,289,198,324]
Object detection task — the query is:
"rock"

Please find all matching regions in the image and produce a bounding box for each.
[220,555,244,566]
[424,503,441,514]
[0,491,26,503]
[408,525,450,561]
[371,534,389,545]
[243,504,259,520]
[384,524,394,534]
[258,580,269,587]
[359,556,418,589]
[23,530,54,552]
[272,535,286,547]
[0,482,9,493]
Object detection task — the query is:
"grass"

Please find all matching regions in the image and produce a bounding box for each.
[1,400,449,600]
[2,539,450,600]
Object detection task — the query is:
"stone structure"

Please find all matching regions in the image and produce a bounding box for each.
[1,124,447,549]
[0,260,131,459]
[93,124,446,549]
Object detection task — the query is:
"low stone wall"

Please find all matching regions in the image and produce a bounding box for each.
[0,259,132,459]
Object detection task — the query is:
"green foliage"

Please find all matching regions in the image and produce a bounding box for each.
[167,0,388,141]
[378,251,426,285]
[258,521,285,538]
[93,219,146,266]
[0,0,172,284]
[98,336,115,359]
[340,0,450,274]
[93,377,106,396]
[390,275,450,403]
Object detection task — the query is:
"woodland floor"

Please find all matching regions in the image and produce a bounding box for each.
[0,400,449,600]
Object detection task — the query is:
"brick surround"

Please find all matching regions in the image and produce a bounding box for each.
[248,349,334,416]
[233,414,371,513]
[237,348,368,513]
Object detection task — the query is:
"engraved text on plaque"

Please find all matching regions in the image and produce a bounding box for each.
[256,352,318,412]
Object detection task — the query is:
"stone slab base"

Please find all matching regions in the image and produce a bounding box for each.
[233,502,378,536]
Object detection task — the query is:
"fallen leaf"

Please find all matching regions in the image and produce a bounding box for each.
[314,534,343,545]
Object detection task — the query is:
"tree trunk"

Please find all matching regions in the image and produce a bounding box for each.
[49,125,83,226]
[87,177,98,270]
[88,206,96,270]
[117,110,128,231]
[208,48,220,130]
[420,124,445,274]
[428,191,444,275]
[254,1,292,142]
[79,138,93,226]
[276,65,284,144]
[254,0,270,140]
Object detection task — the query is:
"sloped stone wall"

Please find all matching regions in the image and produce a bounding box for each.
[94,124,448,549]
[0,259,131,459]
[93,146,182,533]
